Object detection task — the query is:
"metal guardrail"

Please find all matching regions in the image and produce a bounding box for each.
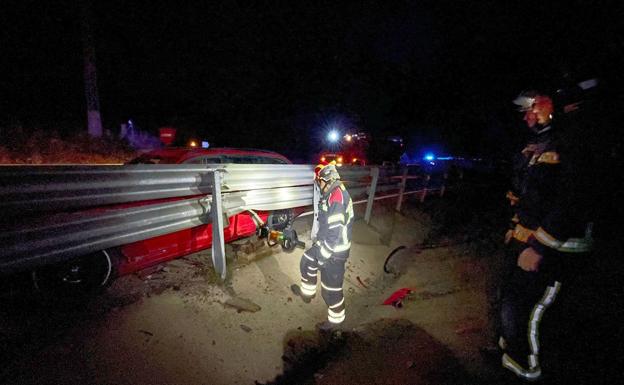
[0,164,450,278]
[0,164,317,213]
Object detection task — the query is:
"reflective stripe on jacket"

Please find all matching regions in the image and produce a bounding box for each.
[508,126,593,253]
[314,181,354,260]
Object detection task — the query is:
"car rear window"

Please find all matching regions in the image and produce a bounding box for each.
[182,156,222,164]
[129,152,288,165]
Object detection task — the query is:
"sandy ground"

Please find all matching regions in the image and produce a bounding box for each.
[1,200,502,385]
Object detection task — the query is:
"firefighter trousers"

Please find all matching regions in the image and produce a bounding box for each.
[299,245,348,324]
[499,240,565,381]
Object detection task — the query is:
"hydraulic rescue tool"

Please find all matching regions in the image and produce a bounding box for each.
[256,225,305,252]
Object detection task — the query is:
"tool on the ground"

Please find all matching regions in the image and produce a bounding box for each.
[257,225,305,252]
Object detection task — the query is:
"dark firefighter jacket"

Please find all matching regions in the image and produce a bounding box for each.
[314,180,354,261]
[507,124,593,254]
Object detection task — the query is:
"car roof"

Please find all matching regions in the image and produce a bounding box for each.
[130,147,291,164]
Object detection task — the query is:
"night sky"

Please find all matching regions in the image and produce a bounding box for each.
[1,0,622,158]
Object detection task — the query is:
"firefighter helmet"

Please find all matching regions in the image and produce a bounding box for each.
[513,90,539,112]
[513,90,554,112]
[315,163,340,183]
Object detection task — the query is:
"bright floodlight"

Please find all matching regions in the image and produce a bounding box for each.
[327,130,340,143]
[424,152,435,161]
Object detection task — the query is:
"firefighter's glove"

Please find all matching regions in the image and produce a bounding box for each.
[517,247,543,272]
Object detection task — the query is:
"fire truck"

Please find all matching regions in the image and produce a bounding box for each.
[317,131,404,166]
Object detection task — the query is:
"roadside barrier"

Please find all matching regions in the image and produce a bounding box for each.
[1,163,454,278]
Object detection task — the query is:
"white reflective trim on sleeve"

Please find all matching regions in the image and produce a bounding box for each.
[327,214,345,224]
[558,238,593,253]
[329,297,345,309]
[328,223,343,230]
[307,266,318,271]
[320,245,332,259]
[333,242,351,253]
[323,240,335,252]
[534,227,563,248]
[306,272,317,277]
[346,200,354,222]
[303,252,315,262]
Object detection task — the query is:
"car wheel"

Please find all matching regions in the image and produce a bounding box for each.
[32,249,119,295]
[266,209,294,231]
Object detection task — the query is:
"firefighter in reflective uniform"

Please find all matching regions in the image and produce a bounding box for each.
[291,163,354,328]
[498,90,593,381]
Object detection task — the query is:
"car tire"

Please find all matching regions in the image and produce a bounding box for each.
[32,248,120,296]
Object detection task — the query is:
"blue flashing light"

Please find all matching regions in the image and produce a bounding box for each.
[201,141,210,149]
[424,152,435,161]
[436,156,455,160]
[327,130,340,143]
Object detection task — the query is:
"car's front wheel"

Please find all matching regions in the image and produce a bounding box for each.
[32,249,119,296]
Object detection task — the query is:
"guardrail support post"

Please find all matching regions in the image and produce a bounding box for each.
[440,172,448,197]
[395,167,408,212]
[210,169,227,280]
[420,174,431,203]
[365,167,379,224]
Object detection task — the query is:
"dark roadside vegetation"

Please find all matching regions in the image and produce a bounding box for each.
[0,126,136,164]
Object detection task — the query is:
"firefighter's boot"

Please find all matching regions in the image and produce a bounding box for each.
[291,284,314,304]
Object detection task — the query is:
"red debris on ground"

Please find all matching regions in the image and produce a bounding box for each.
[382,288,417,308]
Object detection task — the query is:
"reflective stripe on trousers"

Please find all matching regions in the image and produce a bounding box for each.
[298,246,348,324]
[321,257,347,324]
[502,280,561,381]
[299,249,319,296]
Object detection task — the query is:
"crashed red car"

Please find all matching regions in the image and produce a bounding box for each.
[34,147,298,292]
